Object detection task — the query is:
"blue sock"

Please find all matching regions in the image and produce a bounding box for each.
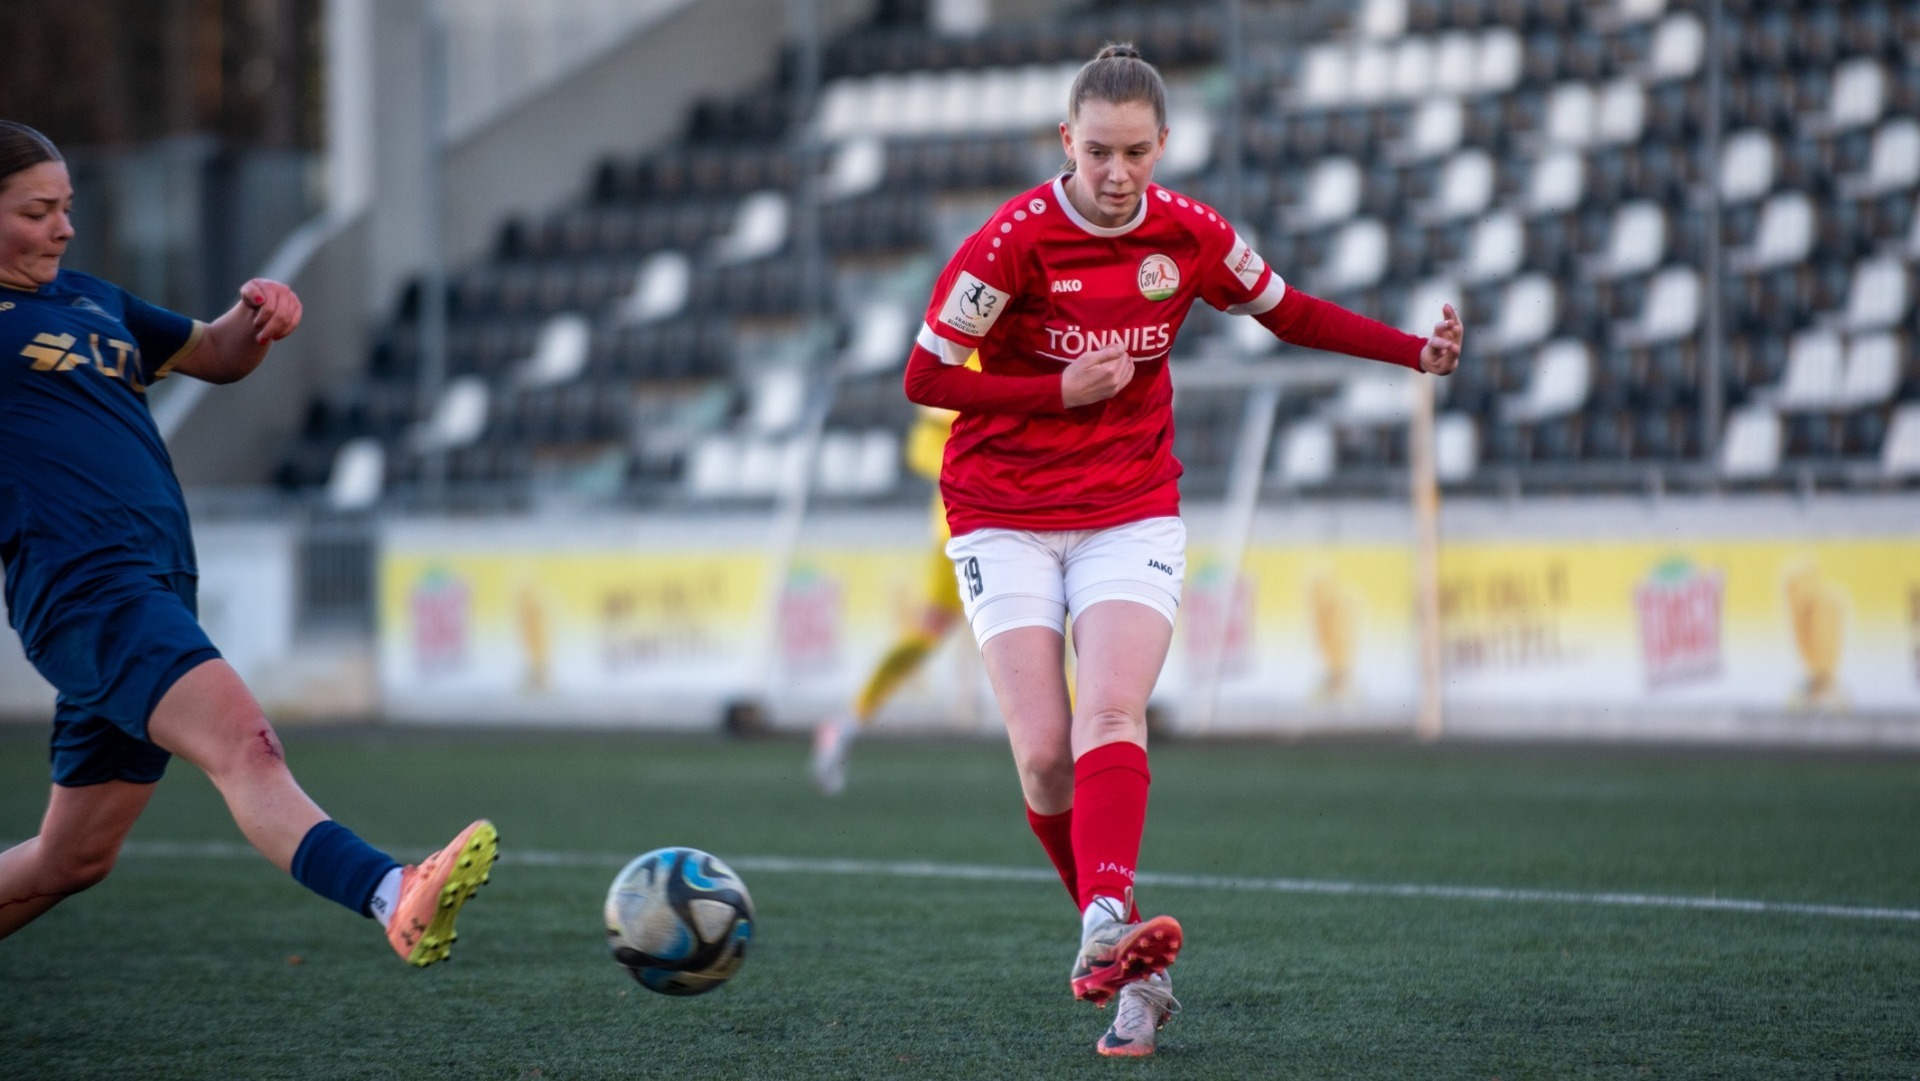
[291,820,402,918]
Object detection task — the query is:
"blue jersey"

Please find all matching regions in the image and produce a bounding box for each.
[0,270,204,646]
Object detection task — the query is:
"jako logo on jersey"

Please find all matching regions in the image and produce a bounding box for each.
[1042,322,1173,359]
[1051,279,1083,293]
[939,271,1009,338]
[1095,862,1136,881]
[1148,559,1173,575]
[1137,254,1179,301]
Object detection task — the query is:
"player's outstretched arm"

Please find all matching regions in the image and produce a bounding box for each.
[171,278,303,384]
[1255,287,1460,376]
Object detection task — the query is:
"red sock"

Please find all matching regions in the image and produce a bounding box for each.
[1070,740,1151,914]
[1025,804,1078,906]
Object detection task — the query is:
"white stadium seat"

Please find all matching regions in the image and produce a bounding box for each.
[1596,200,1666,278]
[1776,329,1845,410]
[1733,191,1814,271]
[1828,59,1886,131]
[414,376,489,453]
[1881,404,1920,477]
[1431,33,1478,97]
[1545,82,1596,148]
[325,437,386,513]
[1719,405,1782,479]
[1844,118,1920,197]
[1359,0,1407,39]
[1400,277,1459,337]
[713,191,789,264]
[1473,29,1524,95]
[1276,419,1336,487]
[1527,150,1586,215]
[1398,97,1464,161]
[1719,129,1776,205]
[1502,339,1591,423]
[1435,412,1479,482]
[618,250,690,325]
[1634,265,1701,343]
[1332,369,1417,425]
[823,136,886,200]
[1594,80,1646,145]
[1459,210,1524,283]
[1492,273,1558,350]
[1647,13,1704,81]
[1430,149,1495,222]
[1839,333,1902,408]
[1297,156,1363,229]
[1322,217,1389,291]
[1389,37,1433,100]
[1842,255,1909,332]
[846,301,912,374]
[517,313,591,389]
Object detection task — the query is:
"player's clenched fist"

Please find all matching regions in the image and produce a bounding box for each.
[238,278,303,344]
[1419,303,1463,376]
[1061,341,1135,408]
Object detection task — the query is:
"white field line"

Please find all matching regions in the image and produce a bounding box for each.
[106,840,1920,923]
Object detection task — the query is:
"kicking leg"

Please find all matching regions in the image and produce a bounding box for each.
[0,780,154,938]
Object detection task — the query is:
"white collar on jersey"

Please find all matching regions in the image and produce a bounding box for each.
[1052,174,1149,238]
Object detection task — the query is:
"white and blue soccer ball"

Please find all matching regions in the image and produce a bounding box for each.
[605,847,755,996]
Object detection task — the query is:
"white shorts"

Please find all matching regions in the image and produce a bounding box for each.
[944,516,1187,646]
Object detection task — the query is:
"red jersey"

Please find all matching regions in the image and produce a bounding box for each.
[908,175,1426,536]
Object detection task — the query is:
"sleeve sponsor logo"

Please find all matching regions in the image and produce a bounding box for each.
[939,271,1010,339]
[1137,254,1180,301]
[1225,232,1266,291]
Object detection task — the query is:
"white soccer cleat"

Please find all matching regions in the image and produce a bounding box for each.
[1096,971,1179,1057]
[810,716,849,797]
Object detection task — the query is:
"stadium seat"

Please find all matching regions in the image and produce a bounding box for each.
[1435,411,1478,481]
[1839,332,1903,407]
[324,438,386,512]
[1276,419,1337,487]
[1826,58,1887,131]
[1331,369,1418,425]
[1526,149,1586,216]
[1594,79,1646,146]
[1396,97,1465,161]
[845,300,912,374]
[617,250,692,325]
[1426,149,1495,222]
[1881,403,1920,476]
[712,191,789,264]
[1644,11,1704,81]
[516,313,592,389]
[1718,129,1777,205]
[1456,210,1524,283]
[823,136,886,200]
[1841,254,1910,332]
[1629,265,1701,344]
[1490,272,1558,349]
[1730,191,1815,271]
[1502,338,1591,422]
[413,376,490,453]
[1360,0,1409,39]
[1839,118,1920,197]
[1719,404,1783,478]
[1776,329,1846,411]
[1593,199,1666,278]
[1320,218,1390,291]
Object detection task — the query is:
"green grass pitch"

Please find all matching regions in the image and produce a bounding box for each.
[1,724,1916,1079]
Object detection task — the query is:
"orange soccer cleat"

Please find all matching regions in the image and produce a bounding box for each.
[386,819,498,967]
[1069,901,1182,1006]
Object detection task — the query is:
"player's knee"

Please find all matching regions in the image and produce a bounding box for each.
[1077,704,1147,746]
[199,712,290,780]
[44,843,119,894]
[1015,746,1074,801]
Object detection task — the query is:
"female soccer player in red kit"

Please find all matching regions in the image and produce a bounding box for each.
[904,45,1463,1056]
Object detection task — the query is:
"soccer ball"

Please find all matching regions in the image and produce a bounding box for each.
[605,847,755,996]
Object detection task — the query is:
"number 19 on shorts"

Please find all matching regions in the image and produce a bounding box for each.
[963,557,984,600]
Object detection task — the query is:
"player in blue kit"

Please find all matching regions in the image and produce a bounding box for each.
[0,121,495,966]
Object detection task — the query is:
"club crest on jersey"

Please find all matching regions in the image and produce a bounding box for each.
[940,270,1009,338]
[1137,254,1179,301]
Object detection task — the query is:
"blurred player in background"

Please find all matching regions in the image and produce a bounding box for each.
[0,121,495,967]
[810,402,965,796]
[903,47,1463,1056]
